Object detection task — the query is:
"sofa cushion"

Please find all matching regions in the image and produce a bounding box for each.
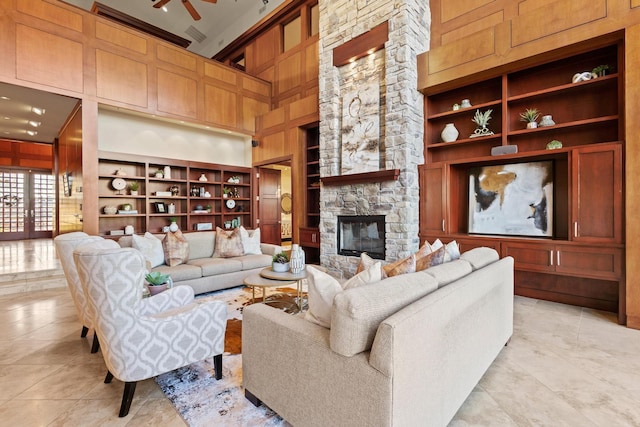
[132,232,165,268]
[416,246,445,271]
[234,254,272,270]
[330,272,438,357]
[213,227,244,258]
[305,266,343,328]
[190,257,243,276]
[422,259,473,288]
[183,231,215,259]
[460,247,499,270]
[151,263,202,282]
[163,230,190,267]
[240,227,262,255]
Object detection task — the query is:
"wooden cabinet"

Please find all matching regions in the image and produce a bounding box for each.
[301,126,320,263]
[98,152,252,237]
[419,42,625,320]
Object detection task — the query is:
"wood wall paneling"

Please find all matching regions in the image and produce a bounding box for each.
[15,25,84,93]
[441,11,503,46]
[254,27,278,70]
[242,97,270,133]
[633,0,640,8]
[96,49,148,107]
[441,0,494,23]
[204,62,238,86]
[204,84,237,127]
[305,41,319,83]
[156,69,198,118]
[17,0,83,33]
[241,76,272,98]
[428,28,496,74]
[156,44,197,71]
[277,52,302,94]
[95,21,147,55]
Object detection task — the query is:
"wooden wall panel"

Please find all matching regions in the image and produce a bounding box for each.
[242,97,270,133]
[511,0,607,47]
[156,45,197,71]
[0,140,52,169]
[261,108,286,130]
[634,0,640,8]
[277,52,302,94]
[428,28,495,74]
[441,11,503,45]
[16,0,83,32]
[96,50,148,107]
[15,25,83,93]
[242,76,271,98]
[305,41,319,83]
[255,27,278,70]
[156,69,197,118]
[441,0,494,23]
[95,21,147,55]
[204,85,237,127]
[204,62,238,86]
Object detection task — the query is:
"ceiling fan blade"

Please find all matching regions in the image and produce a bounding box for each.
[153,0,172,9]
[182,0,201,20]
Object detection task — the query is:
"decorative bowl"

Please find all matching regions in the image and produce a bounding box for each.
[103,206,117,215]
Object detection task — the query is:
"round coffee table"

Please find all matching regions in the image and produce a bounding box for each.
[259,267,308,311]
[243,273,299,312]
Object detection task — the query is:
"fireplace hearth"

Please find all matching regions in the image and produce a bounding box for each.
[337,215,385,259]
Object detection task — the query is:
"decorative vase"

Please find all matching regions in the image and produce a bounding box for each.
[125,225,134,235]
[104,206,117,215]
[169,221,179,232]
[155,171,163,178]
[539,115,555,127]
[272,262,290,273]
[168,203,176,214]
[130,190,138,196]
[163,165,171,180]
[147,283,168,296]
[290,244,306,274]
[198,173,207,182]
[441,123,459,142]
[460,99,471,108]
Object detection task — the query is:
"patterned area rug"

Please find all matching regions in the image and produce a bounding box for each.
[155,285,297,427]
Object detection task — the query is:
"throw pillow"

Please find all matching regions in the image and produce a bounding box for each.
[355,252,386,278]
[304,266,343,328]
[343,261,382,290]
[444,240,461,262]
[416,246,446,271]
[239,226,261,255]
[132,232,165,268]
[162,230,189,267]
[431,238,444,251]
[212,227,244,258]
[383,254,416,277]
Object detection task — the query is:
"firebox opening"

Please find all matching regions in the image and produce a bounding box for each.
[337,215,385,260]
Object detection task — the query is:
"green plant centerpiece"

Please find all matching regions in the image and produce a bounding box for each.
[469,109,494,138]
[145,271,171,295]
[519,108,540,128]
[272,252,290,273]
[128,181,139,194]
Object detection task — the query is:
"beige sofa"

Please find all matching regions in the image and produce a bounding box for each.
[119,230,282,295]
[242,247,514,427]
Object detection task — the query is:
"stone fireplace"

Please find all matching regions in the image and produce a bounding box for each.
[318,0,430,276]
[337,215,386,259]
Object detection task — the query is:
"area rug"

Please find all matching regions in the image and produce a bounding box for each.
[155,285,298,427]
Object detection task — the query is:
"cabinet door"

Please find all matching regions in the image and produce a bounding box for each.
[572,143,622,243]
[300,227,320,248]
[555,245,623,280]
[419,164,447,234]
[502,241,555,273]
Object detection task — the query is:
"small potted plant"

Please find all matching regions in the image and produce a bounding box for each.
[592,64,610,78]
[205,204,212,213]
[145,271,171,295]
[169,217,179,232]
[272,252,290,273]
[520,108,540,129]
[154,169,164,178]
[223,187,231,198]
[470,109,494,137]
[128,181,139,196]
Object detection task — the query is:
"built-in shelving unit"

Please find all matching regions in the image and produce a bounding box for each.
[300,126,320,263]
[419,43,624,321]
[98,152,252,237]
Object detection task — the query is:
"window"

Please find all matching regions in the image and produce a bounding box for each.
[310,3,319,37]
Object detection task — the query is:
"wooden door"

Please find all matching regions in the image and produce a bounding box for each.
[258,167,281,245]
[571,143,622,242]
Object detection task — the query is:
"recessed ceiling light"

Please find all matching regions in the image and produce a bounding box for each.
[28,120,41,127]
[0,96,10,100]
[162,6,168,12]
[31,107,45,115]
[3,116,10,120]
[26,130,38,136]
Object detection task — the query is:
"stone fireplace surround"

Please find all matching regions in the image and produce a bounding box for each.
[318,0,430,277]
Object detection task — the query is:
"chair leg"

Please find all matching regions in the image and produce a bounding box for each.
[81,325,89,338]
[104,371,114,384]
[91,333,100,353]
[119,382,137,417]
[214,354,222,380]
[245,389,262,407]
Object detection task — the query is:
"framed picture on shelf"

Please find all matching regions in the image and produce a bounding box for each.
[154,202,167,213]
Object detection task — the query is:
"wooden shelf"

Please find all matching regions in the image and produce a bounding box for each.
[321,169,400,186]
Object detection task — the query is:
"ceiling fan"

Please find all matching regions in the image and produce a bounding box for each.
[152,0,217,21]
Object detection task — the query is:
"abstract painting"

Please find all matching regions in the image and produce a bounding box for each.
[341,80,380,174]
[468,161,553,237]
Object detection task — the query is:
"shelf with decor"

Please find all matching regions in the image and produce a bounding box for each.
[301,125,320,263]
[419,41,624,321]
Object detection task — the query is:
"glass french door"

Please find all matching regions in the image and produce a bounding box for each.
[0,170,54,240]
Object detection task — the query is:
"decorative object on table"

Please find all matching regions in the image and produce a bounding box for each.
[226,199,236,210]
[167,203,176,214]
[103,205,117,215]
[128,181,139,196]
[460,98,471,108]
[470,109,494,138]
[198,173,208,182]
[272,252,290,273]
[169,217,179,232]
[539,115,555,127]
[520,108,540,129]
[154,202,166,213]
[223,187,231,198]
[144,271,172,295]
[111,177,126,194]
[163,165,171,179]
[290,244,306,274]
[440,123,459,142]
[546,139,563,150]
[591,64,610,78]
[155,169,164,178]
[491,145,518,156]
[572,71,593,83]
[452,103,460,111]
[170,185,179,196]
[124,225,134,235]
[115,168,127,176]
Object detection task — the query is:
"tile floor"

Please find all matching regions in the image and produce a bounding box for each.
[0,239,639,426]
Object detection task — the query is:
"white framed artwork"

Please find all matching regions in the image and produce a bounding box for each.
[341,80,380,174]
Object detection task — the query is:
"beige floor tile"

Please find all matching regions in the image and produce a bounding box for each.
[0,399,78,426]
[0,364,65,400]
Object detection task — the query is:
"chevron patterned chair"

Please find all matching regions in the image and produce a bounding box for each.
[73,245,227,417]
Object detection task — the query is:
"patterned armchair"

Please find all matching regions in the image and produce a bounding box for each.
[53,232,119,353]
[73,246,227,417]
